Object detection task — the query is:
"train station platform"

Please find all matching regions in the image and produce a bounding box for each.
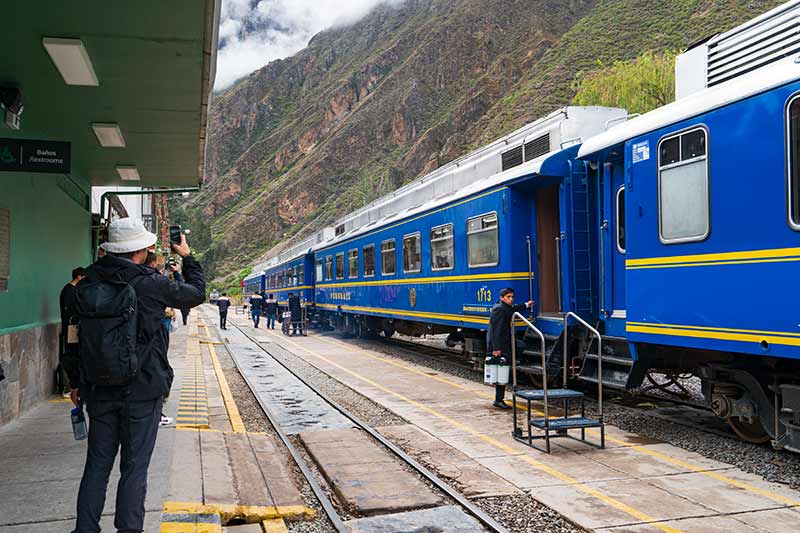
[218,308,800,533]
[0,315,312,533]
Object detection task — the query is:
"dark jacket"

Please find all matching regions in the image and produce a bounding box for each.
[250,294,263,313]
[487,300,528,355]
[64,254,205,401]
[59,282,78,355]
[217,296,231,313]
[264,298,278,315]
[288,295,302,320]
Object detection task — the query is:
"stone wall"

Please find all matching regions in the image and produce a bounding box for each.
[0,323,60,426]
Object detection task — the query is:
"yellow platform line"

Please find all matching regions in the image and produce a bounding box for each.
[201,320,246,433]
[307,332,800,509]
[264,330,683,533]
[162,501,315,522]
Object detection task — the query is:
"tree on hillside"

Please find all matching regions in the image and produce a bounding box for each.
[571,50,677,115]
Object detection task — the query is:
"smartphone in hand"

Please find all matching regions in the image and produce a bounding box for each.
[169,225,182,245]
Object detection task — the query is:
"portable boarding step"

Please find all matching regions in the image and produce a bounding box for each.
[512,386,605,453]
[510,312,606,454]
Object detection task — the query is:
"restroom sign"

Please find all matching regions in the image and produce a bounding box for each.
[0,138,71,174]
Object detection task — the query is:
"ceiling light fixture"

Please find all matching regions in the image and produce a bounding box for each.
[42,37,99,86]
[92,123,126,148]
[116,165,140,181]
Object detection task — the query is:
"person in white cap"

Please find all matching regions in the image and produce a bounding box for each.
[65,217,205,533]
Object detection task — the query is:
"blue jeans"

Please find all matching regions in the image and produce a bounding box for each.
[73,397,163,533]
[252,311,260,327]
[163,318,172,335]
[266,313,276,329]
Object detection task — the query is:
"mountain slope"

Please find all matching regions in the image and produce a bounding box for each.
[174,0,782,282]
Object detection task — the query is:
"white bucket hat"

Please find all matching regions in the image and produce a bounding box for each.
[100,217,158,254]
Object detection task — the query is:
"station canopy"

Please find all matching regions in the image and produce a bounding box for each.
[0,0,220,187]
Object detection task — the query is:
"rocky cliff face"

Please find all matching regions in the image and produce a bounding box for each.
[175,0,781,281]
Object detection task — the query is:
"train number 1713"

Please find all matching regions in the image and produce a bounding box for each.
[477,287,492,303]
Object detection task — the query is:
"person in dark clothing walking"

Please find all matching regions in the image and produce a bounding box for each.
[288,292,303,335]
[64,218,205,533]
[250,291,264,327]
[487,287,533,409]
[58,267,87,395]
[264,293,278,330]
[217,292,231,329]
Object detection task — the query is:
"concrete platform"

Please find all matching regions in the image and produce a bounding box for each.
[346,505,486,533]
[300,427,442,515]
[226,312,800,533]
[0,313,312,533]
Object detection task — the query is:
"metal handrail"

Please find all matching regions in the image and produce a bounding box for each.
[511,312,548,424]
[563,312,603,417]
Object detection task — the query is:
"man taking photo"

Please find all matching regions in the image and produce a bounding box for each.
[64,217,205,533]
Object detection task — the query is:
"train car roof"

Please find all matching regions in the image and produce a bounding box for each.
[311,144,580,252]
[578,54,800,158]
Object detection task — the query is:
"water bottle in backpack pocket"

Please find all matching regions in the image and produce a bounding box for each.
[74,273,140,387]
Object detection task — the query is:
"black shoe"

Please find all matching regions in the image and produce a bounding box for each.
[493,401,511,410]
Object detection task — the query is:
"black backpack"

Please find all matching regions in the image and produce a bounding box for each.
[74,271,141,387]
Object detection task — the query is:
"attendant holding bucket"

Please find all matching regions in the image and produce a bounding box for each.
[486,288,533,409]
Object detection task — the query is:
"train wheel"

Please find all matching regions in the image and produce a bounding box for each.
[383,328,395,339]
[727,417,771,444]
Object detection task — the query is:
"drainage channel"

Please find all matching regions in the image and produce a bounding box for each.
[223,321,508,533]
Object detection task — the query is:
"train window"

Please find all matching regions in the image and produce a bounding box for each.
[788,96,800,228]
[616,186,626,254]
[402,233,421,273]
[291,266,297,286]
[348,249,358,278]
[467,212,499,267]
[325,256,333,280]
[430,224,454,270]
[298,264,304,285]
[381,239,396,275]
[363,244,375,277]
[658,128,709,243]
[316,259,323,281]
[335,252,344,279]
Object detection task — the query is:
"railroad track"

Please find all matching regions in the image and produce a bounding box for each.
[224,323,509,533]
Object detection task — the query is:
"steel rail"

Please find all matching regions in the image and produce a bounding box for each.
[216,333,349,533]
[229,322,509,533]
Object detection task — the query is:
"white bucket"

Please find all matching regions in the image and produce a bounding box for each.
[484,357,498,385]
[497,363,510,385]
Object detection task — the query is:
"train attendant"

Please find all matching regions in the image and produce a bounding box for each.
[487,287,533,409]
[250,291,264,327]
[264,293,278,329]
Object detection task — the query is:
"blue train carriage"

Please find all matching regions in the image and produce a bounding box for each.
[312,106,627,377]
[242,270,264,307]
[577,2,800,451]
[261,230,331,320]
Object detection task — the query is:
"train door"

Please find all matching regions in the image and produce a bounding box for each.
[536,184,561,315]
[603,161,626,330]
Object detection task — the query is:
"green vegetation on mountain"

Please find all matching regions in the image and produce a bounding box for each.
[572,50,677,115]
[174,0,783,285]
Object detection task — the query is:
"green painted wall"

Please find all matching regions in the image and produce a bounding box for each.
[0,172,92,334]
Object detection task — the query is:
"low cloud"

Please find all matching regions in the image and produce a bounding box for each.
[215,0,405,90]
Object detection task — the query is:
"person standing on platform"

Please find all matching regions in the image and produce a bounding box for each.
[264,293,277,330]
[217,292,231,330]
[288,292,302,335]
[250,291,263,328]
[487,287,533,409]
[65,217,205,533]
[58,267,87,396]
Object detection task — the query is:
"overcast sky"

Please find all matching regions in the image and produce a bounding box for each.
[215,0,405,90]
